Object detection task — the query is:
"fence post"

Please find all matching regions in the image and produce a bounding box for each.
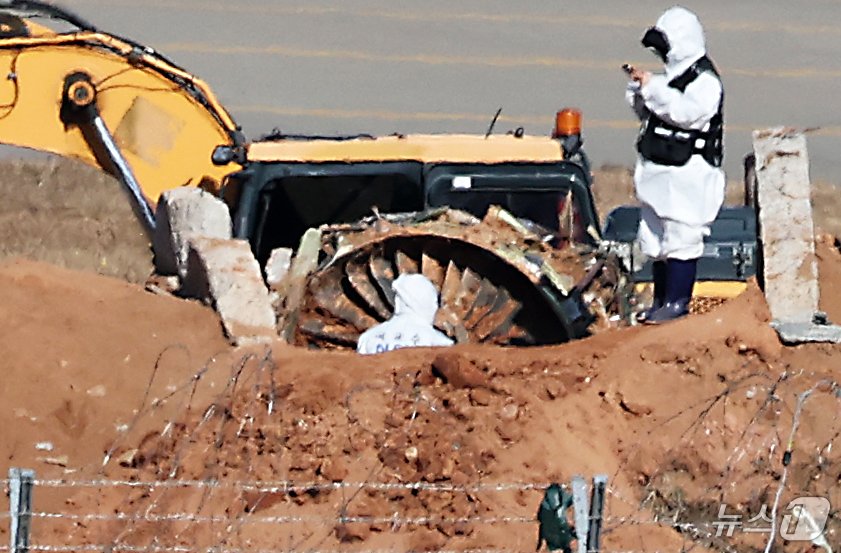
[9,468,34,553]
[586,475,607,553]
[571,475,589,553]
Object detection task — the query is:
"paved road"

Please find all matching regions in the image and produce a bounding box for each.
[60,0,841,185]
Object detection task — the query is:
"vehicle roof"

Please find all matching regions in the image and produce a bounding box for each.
[247,133,568,164]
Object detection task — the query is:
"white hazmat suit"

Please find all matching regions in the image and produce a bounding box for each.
[626,6,725,261]
[356,273,454,355]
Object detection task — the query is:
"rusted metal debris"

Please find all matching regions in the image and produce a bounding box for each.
[289,206,633,349]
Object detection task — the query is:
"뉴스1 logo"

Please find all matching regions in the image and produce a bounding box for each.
[781,496,831,542]
[714,496,831,542]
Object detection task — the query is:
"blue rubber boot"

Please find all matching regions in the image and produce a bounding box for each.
[637,260,667,322]
[645,258,697,324]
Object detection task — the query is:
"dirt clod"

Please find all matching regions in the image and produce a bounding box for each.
[432,352,488,389]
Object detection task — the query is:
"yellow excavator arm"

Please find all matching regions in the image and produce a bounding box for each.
[0,1,243,229]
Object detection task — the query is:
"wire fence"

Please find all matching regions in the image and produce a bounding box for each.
[3,348,838,553]
[0,547,691,553]
[0,476,728,527]
[2,472,792,553]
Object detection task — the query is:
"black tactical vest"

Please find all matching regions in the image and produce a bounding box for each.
[636,56,724,167]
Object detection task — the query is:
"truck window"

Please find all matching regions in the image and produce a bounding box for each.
[424,164,594,246]
[253,172,423,261]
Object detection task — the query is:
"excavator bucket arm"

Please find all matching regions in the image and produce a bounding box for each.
[0,1,243,228]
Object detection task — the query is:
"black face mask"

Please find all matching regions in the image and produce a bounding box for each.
[641,27,670,62]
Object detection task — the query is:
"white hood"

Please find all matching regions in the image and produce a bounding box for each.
[392,273,440,324]
[655,6,707,78]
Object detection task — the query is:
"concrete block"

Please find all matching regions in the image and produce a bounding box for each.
[152,187,232,277]
[752,127,819,323]
[772,315,841,344]
[277,228,322,343]
[181,237,277,346]
[265,247,293,291]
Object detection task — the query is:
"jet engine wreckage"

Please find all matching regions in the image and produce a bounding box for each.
[291,206,635,349]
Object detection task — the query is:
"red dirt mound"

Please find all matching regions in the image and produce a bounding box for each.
[0,258,231,474]
[2,156,841,551]
[3,267,837,552]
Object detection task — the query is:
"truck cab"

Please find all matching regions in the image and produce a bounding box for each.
[228,114,601,264]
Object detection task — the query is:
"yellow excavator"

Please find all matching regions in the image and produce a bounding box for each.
[0,1,756,348]
[0,1,240,228]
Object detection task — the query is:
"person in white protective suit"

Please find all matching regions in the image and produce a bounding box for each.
[625,6,725,324]
[356,273,454,354]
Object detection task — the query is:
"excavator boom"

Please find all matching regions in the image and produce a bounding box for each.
[0,1,243,228]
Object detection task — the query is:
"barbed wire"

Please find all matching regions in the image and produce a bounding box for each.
[25,510,534,526]
[605,473,742,553]
[12,475,735,530]
[5,360,836,553]
[19,509,748,534]
[0,546,513,553]
[100,344,218,469]
[0,546,684,553]
[3,477,554,493]
[763,379,836,553]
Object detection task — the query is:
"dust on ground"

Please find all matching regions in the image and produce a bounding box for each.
[1,158,841,553]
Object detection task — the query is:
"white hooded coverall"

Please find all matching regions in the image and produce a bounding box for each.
[626,6,725,261]
[356,273,454,355]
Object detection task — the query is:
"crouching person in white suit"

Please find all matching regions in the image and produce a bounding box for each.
[625,6,726,324]
[356,273,454,354]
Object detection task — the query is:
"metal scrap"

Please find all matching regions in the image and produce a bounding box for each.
[290,206,632,348]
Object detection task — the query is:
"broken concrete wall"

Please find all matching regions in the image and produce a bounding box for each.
[264,247,294,310]
[277,229,322,343]
[265,247,293,291]
[152,187,232,278]
[752,127,819,323]
[181,237,277,346]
